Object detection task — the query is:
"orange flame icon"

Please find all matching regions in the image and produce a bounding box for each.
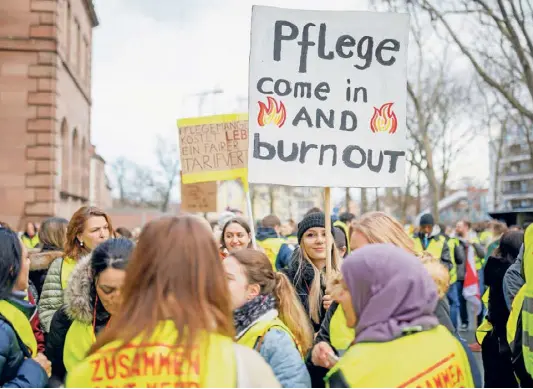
[257,97,286,128]
[370,102,398,134]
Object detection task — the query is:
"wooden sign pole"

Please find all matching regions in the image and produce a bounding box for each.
[245,189,257,249]
[324,187,332,277]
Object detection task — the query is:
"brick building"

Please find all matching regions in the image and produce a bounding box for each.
[0,0,108,229]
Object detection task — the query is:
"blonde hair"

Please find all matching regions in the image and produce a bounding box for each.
[416,251,450,298]
[326,272,345,300]
[353,212,415,254]
[296,241,341,324]
[231,249,313,355]
[353,212,449,297]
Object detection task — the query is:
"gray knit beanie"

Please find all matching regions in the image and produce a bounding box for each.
[297,212,335,244]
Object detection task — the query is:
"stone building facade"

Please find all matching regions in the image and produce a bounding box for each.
[0,0,107,229]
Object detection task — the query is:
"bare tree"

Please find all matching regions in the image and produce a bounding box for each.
[360,188,368,215]
[153,135,180,212]
[110,157,131,205]
[268,185,275,215]
[404,9,482,222]
[389,0,533,133]
[345,188,351,211]
[109,134,180,211]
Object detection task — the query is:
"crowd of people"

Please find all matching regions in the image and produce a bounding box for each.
[0,205,532,387]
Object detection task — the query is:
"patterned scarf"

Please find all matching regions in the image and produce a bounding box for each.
[233,294,276,335]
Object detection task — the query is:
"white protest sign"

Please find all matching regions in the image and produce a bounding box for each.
[248,6,409,187]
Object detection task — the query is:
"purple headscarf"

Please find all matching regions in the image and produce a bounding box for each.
[341,243,439,343]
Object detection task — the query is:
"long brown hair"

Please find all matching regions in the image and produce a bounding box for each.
[231,249,313,355]
[39,217,68,251]
[90,215,234,357]
[64,206,113,260]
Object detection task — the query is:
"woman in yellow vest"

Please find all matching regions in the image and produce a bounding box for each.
[325,243,482,388]
[55,238,133,375]
[220,218,253,259]
[66,215,280,388]
[224,249,312,387]
[0,227,50,386]
[480,230,523,387]
[21,222,40,250]
[350,211,456,334]
[309,218,454,387]
[39,206,113,332]
[305,227,351,387]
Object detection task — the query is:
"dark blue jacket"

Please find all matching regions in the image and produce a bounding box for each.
[0,303,48,387]
[256,228,295,270]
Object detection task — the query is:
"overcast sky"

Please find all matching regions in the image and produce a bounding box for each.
[90,0,488,200]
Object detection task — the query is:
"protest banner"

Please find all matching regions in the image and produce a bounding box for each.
[177,113,248,185]
[177,113,257,246]
[180,180,218,213]
[247,6,409,188]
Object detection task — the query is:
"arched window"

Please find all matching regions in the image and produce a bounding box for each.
[60,119,70,192]
[72,128,80,195]
[81,137,88,199]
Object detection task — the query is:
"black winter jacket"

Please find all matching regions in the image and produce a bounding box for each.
[0,310,48,387]
[282,249,326,333]
[45,307,71,384]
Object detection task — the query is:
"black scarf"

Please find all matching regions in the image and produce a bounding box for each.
[233,294,276,335]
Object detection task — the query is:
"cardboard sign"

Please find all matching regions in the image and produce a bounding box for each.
[180,180,217,213]
[248,6,409,187]
[177,114,248,184]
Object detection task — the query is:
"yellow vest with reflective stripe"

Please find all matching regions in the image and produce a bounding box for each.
[447,238,458,285]
[64,320,96,373]
[237,316,302,357]
[329,305,355,352]
[65,320,237,388]
[61,257,77,290]
[471,237,484,270]
[21,234,40,249]
[325,325,474,388]
[475,288,492,345]
[333,220,351,254]
[412,235,446,259]
[508,285,525,350]
[0,300,37,357]
[257,238,285,270]
[522,224,533,375]
[414,235,458,284]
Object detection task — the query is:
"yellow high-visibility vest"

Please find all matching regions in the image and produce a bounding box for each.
[447,238,458,285]
[325,325,474,388]
[64,320,96,373]
[66,320,237,388]
[21,234,40,249]
[237,315,302,357]
[0,300,37,357]
[413,235,446,260]
[414,235,458,284]
[475,288,492,345]
[60,257,77,290]
[329,305,355,352]
[257,238,285,270]
[508,285,525,351]
[522,224,533,375]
